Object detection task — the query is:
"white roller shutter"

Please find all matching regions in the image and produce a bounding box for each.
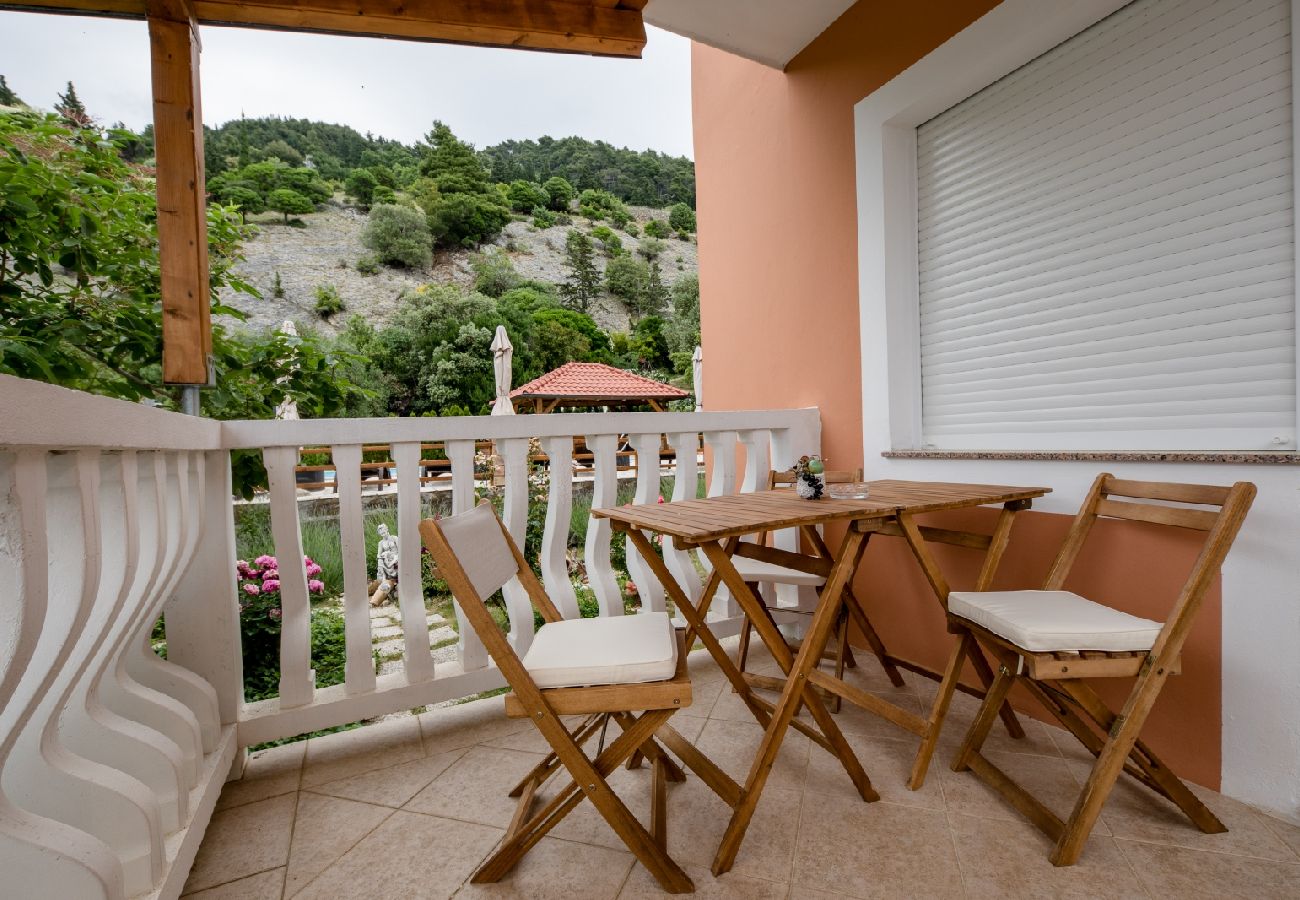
[915,0,1296,451]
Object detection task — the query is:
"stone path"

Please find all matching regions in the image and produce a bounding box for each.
[368,603,460,677]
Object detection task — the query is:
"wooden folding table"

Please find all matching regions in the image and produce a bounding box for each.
[594,479,1048,875]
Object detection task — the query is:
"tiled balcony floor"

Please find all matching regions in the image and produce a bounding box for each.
[184,640,1300,899]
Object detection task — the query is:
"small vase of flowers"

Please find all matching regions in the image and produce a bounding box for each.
[792,455,826,500]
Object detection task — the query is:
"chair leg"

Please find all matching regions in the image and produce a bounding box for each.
[509,713,605,797]
[829,609,848,713]
[909,631,971,789]
[952,659,1016,773]
[651,756,668,850]
[736,611,753,675]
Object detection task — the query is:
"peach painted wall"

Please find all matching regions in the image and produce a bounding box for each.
[692,0,1224,788]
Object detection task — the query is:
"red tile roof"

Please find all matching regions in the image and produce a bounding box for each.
[508,362,690,401]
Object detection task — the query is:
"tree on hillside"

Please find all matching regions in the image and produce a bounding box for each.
[416,122,511,247]
[224,186,265,223]
[543,176,574,211]
[644,219,670,239]
[606,254,648,304]
[663,272,700,359]
[55,81,92,128]
[0,75,23,107]
[419,121,490,193]
[559,229,600,311]
[506,179,548,213]
[362,203,433,268]
[644,258,670,317]
[669,202,696,235]
[267,187,313,223]
[344,167,379,206]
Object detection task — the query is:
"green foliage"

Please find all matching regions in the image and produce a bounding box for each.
[355,254,380,276]
[605,254,648,303]
[0,75,23,107]
[623,220,639,237]
[506,179,549,213]
[542,175,574,210]
[267,187,314,223]
[644,258,670,318]
[669,202,697,234]
[261,138,304,166]
[314,283,344,319]
[663,273,700,356]
[590,225,623,256]
[531,206,556,229]
[222,186,264,222]
[0,111,367,498]
[482,136,695,208]
[203,115,419,185]
[344,167,379,206]
[372,184,395,205]
[361,203,433,269]
[272,270,285,298]
[559,228,600,311]
[470,248,520,298]
[643,218,671,239]
[637,235,666,260]
[532,307,611,370]
[577,188,629,225]
[55,81,91,128]
[419,121,490,194]
[631,315,672,370]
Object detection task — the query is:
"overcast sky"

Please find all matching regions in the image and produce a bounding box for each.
[0,11,694,158]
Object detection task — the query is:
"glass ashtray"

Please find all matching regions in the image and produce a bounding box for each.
[827,482,871,499]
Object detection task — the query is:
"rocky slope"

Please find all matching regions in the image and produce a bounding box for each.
[217,200,698,336]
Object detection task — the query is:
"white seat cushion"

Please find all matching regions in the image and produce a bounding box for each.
[948,590,1163,653]
[521,611,679,689]
[731,555,826,587]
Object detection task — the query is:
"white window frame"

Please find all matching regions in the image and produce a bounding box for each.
[854,0,1300,452]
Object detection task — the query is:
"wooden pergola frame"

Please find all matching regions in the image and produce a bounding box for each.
[1,0,648,384]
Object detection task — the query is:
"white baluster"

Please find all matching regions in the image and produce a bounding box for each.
[393,442,434,682]
[584,433,622,616]
[446,438,490,669]
[0,449,122,900]
[703,430,740,619]
[263,447,314,708]
[497,438,535,653]
[540,436,580,618]
[768,428,814,614]
[5,451,164,895]
[736,429,777,608]
[663,432,703,608]
[626,433,666,613]
[333,444,376,695]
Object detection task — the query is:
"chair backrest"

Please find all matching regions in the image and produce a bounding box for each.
[760,467,864,544]
[419,503,563,676]
[1042,473,1256,659]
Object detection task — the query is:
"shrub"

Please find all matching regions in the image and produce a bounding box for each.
[637,235,666,260]
[590,225,623,256]
[314,283,344,319]
[578,188,629,225]
[623,220,639,237]
[372,184,395,205]
[554,212,573,227]
[531,205,556,229]
[361,203,433,268]
[470,248,521,298]
[543,175,575,211]
[267,187,314,224]
[235,554,327,701]
[668,202,696,235]
[644,218,671,239]
[605,254,649,303]
[423,191,511,249]
[506,179,549,212]
[355,254,380,275]
[272,271,285,298]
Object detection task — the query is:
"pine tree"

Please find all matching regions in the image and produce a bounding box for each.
[559,229,600,312]
[418,121,490,194]
[644,258,670,317]
[56,80,91,128]
[0,75,22,107]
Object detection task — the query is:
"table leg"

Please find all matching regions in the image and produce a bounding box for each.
[703,529,879,876]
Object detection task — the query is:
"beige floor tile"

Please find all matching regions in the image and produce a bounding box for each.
[949,812,1146,899]
[786,889,858,900]
[283,792,392,897]
[677,676,725,719]
[185,793,297,893]
[693,717,810,793]
[803,733,944,810]
[405,745,548,828]
[454,836,634,899]
[619,862,787,899]
[828,690,929,745]
[1117,838,1300,899]
[294,811,502,900]
[480,715,595,755]
[309,748,467,808]
[933,691,1064,760]
[664,779,803,884]
[792,796,963,899]
[539,763,653,852]
[940,749,1100,829]
[1076,765,1295,862]
[1259,813,1300,860]
[301,716,422,787]
[182,867,285,899]
[420,695,534,756]
[217,741,305,811]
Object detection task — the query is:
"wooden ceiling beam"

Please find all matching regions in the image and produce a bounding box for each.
[0,0,647,57]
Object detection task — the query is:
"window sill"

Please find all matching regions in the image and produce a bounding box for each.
[882,450,1300,465]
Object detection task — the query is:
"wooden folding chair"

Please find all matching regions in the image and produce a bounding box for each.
[734,469,905,710]
[939,474,1255,865]
[420,502,737,894]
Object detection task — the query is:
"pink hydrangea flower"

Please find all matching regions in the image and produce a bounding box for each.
[268,608,282,620]
[261,568,279,581]
[261,579,280,593]
[236,559,252,577]
[624,581,638,596]
[254,554,276,568]
[242,583,260,596]
[305,562,323,578]
[307,579,324,593]
[657,496,665,504]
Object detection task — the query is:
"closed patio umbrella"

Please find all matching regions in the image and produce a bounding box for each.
[491,325,515,415]
[692,345,703,411]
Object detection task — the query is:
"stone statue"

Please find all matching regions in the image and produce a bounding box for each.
[370,523,400,606]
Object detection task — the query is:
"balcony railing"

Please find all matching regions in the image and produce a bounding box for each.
[0,373,819,899]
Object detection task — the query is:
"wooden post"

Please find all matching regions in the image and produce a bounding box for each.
[149,0,212,385]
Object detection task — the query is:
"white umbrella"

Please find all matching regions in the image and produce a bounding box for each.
[491,325,515,416]
[692,345,703,411]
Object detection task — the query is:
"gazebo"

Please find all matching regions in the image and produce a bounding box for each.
[503,361,690,413]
